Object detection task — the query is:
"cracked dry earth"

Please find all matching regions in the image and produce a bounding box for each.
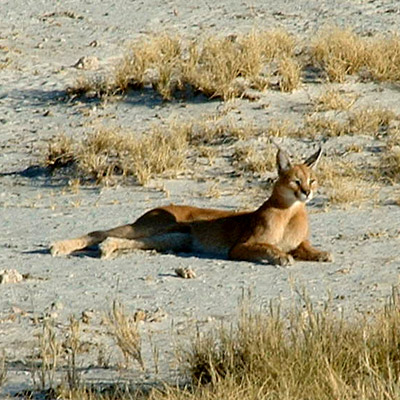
[1,0,400,397]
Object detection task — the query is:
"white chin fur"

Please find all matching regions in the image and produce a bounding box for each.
[298,192,313,203]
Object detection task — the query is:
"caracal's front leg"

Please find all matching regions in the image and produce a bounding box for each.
[229,242,294,266]
[51,234,101,256]
[290,240,333,262]
[51,224,136,256]
[100,232,192,259]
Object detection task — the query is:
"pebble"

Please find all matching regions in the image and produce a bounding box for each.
[73,56,99,70]
[0,269,23,284]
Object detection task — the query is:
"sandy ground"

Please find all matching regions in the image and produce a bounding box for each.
[1,0,400,397]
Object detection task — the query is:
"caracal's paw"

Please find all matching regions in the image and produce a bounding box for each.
[317,251,333,262]
[272,253,294,267]
[99,238,118,259]
[50,240,74,256]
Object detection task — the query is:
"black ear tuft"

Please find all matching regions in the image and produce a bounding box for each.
[276,149,292,174]
[304,147,323,169]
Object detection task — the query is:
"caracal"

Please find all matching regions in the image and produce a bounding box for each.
[50,146,332,266]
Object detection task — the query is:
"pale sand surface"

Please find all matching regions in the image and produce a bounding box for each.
[0,0,400,396]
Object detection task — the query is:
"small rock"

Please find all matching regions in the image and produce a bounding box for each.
[82,309,95,324]
[89,40,99,47]
[231,77,251,94]
[0,269,23,284]
[48,311,58,319]
[175,267,196,279]
[74,56,99,70]
[51,301,64,311]
[11,306,26,315]
[134,307,167,323]
[331,268,351,275]
[242,89,261,101]
[134,310,147,322]
[43,110,53,117]
[146,307,167,322]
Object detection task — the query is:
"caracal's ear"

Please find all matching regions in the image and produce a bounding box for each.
[304,147,323,170]
[276,149,293,174]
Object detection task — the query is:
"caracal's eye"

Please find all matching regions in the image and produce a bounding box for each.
[294,179,301,186]
[310,178,316,185]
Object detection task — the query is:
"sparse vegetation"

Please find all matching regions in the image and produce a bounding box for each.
[115,34,184,100]
[45,124,188,185]
[162,292,400,400]
[69,29,299,100]
[304,115,348,138]
[107,300,144,369]
[365,34,400,82]
[7,0,400,397]
[64,317,82,392]
[0,352,7,389]
[68,29,400,102]
[379,145,400,183]
[317,157,377,206]
[277,55,302,92]
[263,106,396,139]
[311,27,366,82]
[188,115,258,145]
[348,107,396,136]
[232,144,275,175]
[44,115,261,185]
[46,134,75,170]
[31,319,62,391]
[314,88,356,111]
[33,291,400,400]
[267,119,297,137]
[43,107,393,208]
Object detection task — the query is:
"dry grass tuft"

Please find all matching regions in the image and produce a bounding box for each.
[348,107,396,136]
[325,175,373,206]
[46,124,188,185]
[185,36,252,100]
[232,144,275,175]
[115,34,184,100]
[311,28,400,83]
[304,115,348,138]
[44,115,262,185]
[107,301,144,369]
[304,107,395,138]
[311,27,366,82]
[181,29,296,99]
[379,145,400,183]
[69,29,400,102]
[67,75,115,99]
[21,292,400,400]
[127,123,188,184]
[188,115,258,145]
[147,291,400,400]
[31,320,62,391]
[366,34,400,81]
[345,143,363,153]
[314,88,356,111]
[0,353,7,389]
[267,119,297,137]
[45,134,75,170]
[318,157,376,205]
[70,30,299,101]
[64,317,82,391]
[259,29,296,60]
[277,56,302,92]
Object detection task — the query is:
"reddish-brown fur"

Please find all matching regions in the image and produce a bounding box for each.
[50,147,332,266]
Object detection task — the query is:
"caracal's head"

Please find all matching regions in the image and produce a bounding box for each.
[275,147,322,205]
